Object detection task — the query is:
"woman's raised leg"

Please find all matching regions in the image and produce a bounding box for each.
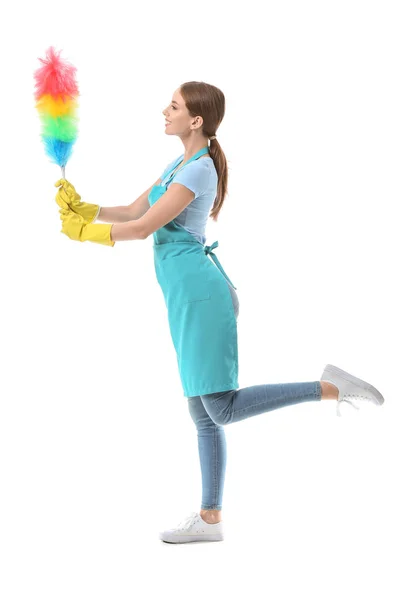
[199,380,325,426]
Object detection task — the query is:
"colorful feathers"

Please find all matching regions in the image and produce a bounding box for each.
[34,46,79,176]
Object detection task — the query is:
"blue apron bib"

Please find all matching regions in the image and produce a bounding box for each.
[149,146,239,397]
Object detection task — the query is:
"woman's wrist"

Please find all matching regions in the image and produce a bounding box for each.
[93,205,102,221]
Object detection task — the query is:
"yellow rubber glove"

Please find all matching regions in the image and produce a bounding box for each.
[54,179,100,223]
[59,207,115,246]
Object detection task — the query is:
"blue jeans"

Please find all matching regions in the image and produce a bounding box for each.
[188,381,322,510]
[187,284,321,510]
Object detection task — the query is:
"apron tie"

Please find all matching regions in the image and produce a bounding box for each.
[204,241,237,290]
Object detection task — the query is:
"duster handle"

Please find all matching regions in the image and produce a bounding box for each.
[61,165,65,179]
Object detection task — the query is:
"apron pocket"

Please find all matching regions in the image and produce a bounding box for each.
[158,253,210,305]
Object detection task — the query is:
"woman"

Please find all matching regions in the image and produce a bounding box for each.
[55,81,385,544]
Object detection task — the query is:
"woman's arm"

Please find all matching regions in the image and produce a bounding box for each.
[96,206,134,223]
[110,220,145,242]
[96,177,162,224]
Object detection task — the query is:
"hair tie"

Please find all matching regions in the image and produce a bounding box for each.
[209,135,217,140]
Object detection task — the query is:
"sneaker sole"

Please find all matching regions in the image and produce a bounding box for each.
[160,533,224,543]
[322,364,385,405]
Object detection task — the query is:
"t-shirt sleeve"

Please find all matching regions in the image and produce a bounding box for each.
[172,161,210,198]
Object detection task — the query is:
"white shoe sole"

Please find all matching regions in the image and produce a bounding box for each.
[160,531,224,543]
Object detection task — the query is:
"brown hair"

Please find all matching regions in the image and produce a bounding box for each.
[179,81,228,222]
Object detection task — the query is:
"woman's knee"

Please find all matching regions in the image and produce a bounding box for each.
[200,390,235,426]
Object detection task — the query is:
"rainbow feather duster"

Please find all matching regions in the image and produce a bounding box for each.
[34,46,79,178]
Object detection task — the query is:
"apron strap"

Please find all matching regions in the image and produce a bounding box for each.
[204,241,237,290]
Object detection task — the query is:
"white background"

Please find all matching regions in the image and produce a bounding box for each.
[1,0,399,598]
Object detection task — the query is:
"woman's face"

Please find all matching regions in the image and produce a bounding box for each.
[162,88,203,136]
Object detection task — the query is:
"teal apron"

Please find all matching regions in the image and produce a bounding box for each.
[149,145,239,397]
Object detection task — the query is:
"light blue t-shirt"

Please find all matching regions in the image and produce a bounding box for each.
[159,154,217,245]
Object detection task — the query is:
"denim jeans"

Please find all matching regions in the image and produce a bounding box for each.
[187,283,322,510]
[187,381,322,510]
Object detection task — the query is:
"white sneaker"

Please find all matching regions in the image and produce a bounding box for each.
[159,512,224,544]
[320,364,385,417]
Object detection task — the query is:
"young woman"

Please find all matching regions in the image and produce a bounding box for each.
[55,81,385,544]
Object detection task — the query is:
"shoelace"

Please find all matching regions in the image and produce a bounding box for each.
[336,394,365,417]
[177,512,199,531]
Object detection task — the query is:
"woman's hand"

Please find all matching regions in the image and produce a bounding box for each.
[59,207,114,246]
[59,207,87,241]
[55,179,100,223]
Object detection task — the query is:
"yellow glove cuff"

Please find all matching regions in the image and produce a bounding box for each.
[93,206,101,222]
[81,223,115,246]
